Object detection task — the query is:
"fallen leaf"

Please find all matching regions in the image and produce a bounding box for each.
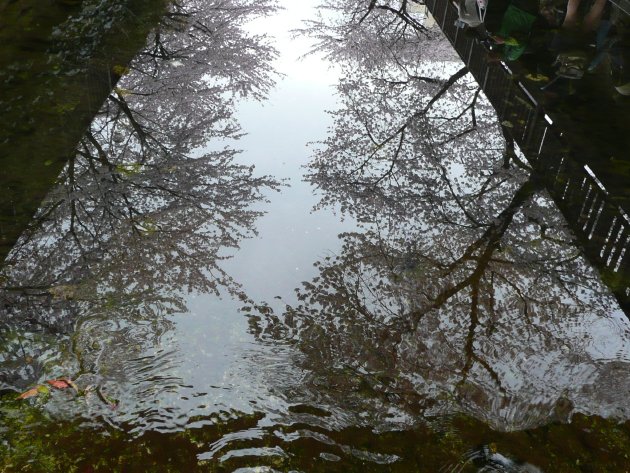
[46,379,71,389]
[17,387,40,399]
[48,285,76,300]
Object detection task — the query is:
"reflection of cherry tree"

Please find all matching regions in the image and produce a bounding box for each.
[301,0,451,68]
[112,0,279,156]
[308,64,482,218]
[4,0,280,311]
[302,2,491,218]
[251,190,630,430]
[0,0,280,394]
[247,1,630,431]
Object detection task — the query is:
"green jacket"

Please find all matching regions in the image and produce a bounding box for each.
[497,3,537,61]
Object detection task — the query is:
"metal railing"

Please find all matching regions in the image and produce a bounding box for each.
[425,0,630,311]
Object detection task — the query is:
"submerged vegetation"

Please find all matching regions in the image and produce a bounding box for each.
[3,390,630,471]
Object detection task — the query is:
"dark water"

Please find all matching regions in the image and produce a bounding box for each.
[0,0,169,260]
[3,1,630,471]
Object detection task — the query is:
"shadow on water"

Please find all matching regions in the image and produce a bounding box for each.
[3,398,630,471]
[0,0,174,262]
[4,0,630,471]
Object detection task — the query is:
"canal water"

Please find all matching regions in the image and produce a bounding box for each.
[3,0,630,471]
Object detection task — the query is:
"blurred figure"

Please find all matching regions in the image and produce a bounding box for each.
[491,0,540,61]
[562,0,608,31]
[550,0,609,51]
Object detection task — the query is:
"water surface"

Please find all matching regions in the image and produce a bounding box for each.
[3,1,630,471]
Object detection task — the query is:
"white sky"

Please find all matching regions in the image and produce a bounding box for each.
[247,0,341,83]
[176,0,353,405]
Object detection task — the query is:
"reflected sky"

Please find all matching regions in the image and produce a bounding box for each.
[171,1,357,423]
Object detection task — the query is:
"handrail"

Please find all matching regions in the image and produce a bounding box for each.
[424,0,630,313]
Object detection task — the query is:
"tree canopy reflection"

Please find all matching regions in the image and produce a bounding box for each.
[0,0,280,406]
[248,1,630,432]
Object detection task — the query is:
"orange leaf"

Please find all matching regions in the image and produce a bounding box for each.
[18,387,40,399]
[46,378,71,389]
